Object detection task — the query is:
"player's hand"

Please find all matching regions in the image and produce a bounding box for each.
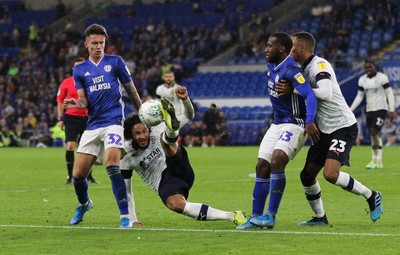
[387,111,396,124]
[275,80,293,96]
[64,98,78,109]
[175,86,188,100]
[58,120,64,129]
[133,221,144,226]
[305,123,320,145]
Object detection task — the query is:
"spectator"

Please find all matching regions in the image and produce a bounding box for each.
[28,21,39,48]
[381,121,397,145]
[384,124,400,146]
[55,0,67,20]
[192,0,202,14]
[201,103,221,148]
[0,118,20,147]
[182,120,203,147]
[235,1,245,13]
[215,1,226,13]
[217,28,233,50]
[145,58,163,97]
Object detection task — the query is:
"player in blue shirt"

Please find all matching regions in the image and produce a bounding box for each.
[237,32,319,229]
[64,24,142,228]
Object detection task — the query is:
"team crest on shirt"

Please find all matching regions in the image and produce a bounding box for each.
[294,72,305,84]
[317,61,327,70]
[104,65,112,72]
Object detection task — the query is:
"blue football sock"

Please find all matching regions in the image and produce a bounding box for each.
[267,172,286,215]
[73,177,89,204]
[107,165,129,215]
[252,176,270,216]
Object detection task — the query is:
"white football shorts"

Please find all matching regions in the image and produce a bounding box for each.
[258,123,308,162]
[77,125,125,157]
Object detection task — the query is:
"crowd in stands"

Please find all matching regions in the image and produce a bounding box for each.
[233,0,399,68]
[1,0,399,147]
[0,0,273,147]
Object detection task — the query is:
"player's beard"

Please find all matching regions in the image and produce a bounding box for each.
[165,81,174,87]
[132,137,150,150]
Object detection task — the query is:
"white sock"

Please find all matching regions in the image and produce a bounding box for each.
[183,202,233,221]
[162,130,179,144]
[376,138,383,163]
[304,181,325,218]
[124,178,138,222]
[372,149,377,163]
[335,172,372,199]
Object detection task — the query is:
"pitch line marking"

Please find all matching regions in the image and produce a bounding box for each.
[0,224,399,237]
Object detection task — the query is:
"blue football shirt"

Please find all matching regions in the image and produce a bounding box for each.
[266,55,316,127]
[73,54,132,130]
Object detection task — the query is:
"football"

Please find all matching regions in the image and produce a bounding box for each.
[138,99,164,126]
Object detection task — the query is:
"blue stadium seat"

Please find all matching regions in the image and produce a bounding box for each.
[371,40,381,51]
[358,48,369,59]
[383,30,393,43]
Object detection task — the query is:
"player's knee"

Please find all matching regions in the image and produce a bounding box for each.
[300,169,314,186]
[166,200,184,213]
[323,170,338,184]
[166,196,185,213]
[255,160,270,176]
[66,142,76,151]
[270,150,289,170]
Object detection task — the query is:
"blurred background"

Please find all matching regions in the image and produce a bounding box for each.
[0,0,399,147]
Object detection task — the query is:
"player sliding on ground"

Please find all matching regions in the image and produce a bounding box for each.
[120,86,247,226]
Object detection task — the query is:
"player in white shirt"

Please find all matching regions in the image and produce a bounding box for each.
[350,60,395,169]
[155,71,184,116]
[120,87,246,226]
[276,32,382,225]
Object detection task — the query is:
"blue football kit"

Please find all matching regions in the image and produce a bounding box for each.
[73,54,132,130]
[244,55,317,228]
[266,55,316,126]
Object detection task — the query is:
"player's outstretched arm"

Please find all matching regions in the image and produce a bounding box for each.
[122,80,142,112]
[176,86,195,121]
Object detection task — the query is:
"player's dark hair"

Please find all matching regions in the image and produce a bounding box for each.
[271,32,292,54]
[123,114,142,139]
[364,59,376,67]
[292,32,316,51]
[85,23,108,38]
[72,57,85,66]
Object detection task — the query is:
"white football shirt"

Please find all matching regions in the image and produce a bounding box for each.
[358,72,390,112]
[120,124,166,194]
[120,108,191,194]
[303,55,357,134]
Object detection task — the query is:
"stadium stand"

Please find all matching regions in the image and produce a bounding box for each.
[0,0,399,146]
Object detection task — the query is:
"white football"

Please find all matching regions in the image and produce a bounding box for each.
[138,99,164,126]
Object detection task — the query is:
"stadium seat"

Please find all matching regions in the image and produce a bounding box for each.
[358,48,369,59]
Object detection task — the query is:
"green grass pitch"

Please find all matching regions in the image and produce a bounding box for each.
[0,146,399,254]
